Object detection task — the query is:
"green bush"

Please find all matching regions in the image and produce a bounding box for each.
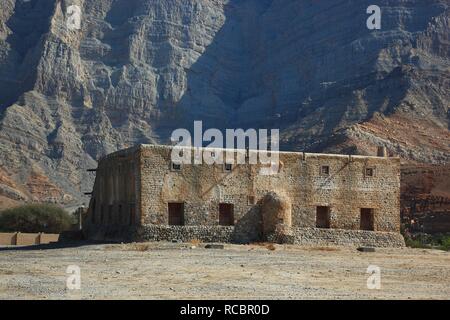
[0,204,73,234]
[404,237,431,249]
[439,235,450,251]
[404,232,450,251]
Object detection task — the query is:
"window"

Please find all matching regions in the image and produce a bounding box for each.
[118,205,122,224]
[247,195,256,205]
[171,162,181,171]
[100,205,105,224]
[108,205,113,224]
[129,204,135,226]
[316,206,331,228]
[365,167,375,177]
[168,203,184,226]
[360,208,375,231]
[91,199,96,224]
[219,203,234,226]
[224,163,232,172]
[321,165,330,175]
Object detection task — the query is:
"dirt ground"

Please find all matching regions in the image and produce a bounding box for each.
[0,242,449,300]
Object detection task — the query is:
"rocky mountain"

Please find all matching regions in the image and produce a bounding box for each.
[0,0,449,207]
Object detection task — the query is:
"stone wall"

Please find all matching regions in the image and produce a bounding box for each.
[84,224,405,248]
[0,232,60,246]
[84,147,141,234]
[139,145,401,232]
[268,228,405,247]
[140,225,405,247]
[85,144,402,246]
[140,225,235,243]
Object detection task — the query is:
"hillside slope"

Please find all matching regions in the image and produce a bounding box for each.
[0,0,448,207]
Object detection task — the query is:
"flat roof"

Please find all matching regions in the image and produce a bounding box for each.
[99,144,399,163]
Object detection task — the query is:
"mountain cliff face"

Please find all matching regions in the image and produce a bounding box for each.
[0,0,449,207]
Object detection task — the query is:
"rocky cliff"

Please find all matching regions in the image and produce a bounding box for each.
[0,0,449,207]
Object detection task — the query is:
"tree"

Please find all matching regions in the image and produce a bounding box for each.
[0,204,73,234]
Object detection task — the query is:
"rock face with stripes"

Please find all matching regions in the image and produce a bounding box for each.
[0,0,448,206]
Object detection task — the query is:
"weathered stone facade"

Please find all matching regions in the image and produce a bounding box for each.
[84,144,403,247]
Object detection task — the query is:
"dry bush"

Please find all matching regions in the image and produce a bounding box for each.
[309,246,340,252]
[127,243,152,251]
[190,238,201,246]
[250,242,277,251]
[250,242,267,247]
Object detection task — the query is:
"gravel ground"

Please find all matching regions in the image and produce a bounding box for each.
[0,242,449,300]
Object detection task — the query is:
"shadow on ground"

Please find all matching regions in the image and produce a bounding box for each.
[0,240,112,252]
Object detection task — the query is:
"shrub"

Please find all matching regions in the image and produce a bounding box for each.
[404,238,431,249]
[190,238,201,246]
[403,233,450,251]
[439,235,450,251]
[0,204,73,234]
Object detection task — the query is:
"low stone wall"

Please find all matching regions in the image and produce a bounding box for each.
[0,232,60,246]
[140,225,235,243]
[268,227,405,247]
[84,224,405,247]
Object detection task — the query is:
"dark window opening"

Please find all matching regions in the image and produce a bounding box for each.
[321,165,330,175]
[219,203,234,226]
[100,205,105,224]
[360,208,375,231]
[316,206,331,228]
[365,167,375,177]
[108,205,113,224]
[91,199,96,224]
[118,205,122,224]
[168,203,184,226]
[129,204,135,226]
[224,163,232,172]
[171,162,181,171]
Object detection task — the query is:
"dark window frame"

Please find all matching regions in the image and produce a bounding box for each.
[171,161,182,171]
[365,167,375,177]
[321,165,330,176]
[224,163,233,172]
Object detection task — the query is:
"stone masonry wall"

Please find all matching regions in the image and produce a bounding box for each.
[140,225,235,243]
[139,145,401,233]
[142,225,405,247]
[85,144,402,246]
[83,223,405,247]
[83,147,141,239]
[268,228,405,247]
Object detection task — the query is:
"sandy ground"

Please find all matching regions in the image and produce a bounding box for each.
[0,242,449,300]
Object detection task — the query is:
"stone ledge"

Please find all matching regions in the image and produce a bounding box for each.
[140,225,235,243]
[268,227,405,247]
[84,224,405,247]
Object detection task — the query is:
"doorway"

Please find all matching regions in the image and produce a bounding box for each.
[219,203,234,226]
[316,206,331,228]
[360,208,375,231]
[168,203,185,226]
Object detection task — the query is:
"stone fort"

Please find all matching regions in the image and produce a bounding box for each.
[83,144,405,247]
